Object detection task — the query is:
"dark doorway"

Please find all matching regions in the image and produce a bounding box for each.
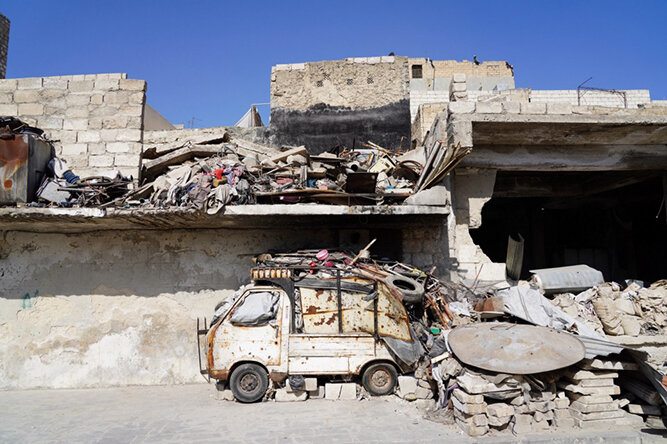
[470,172,666,284]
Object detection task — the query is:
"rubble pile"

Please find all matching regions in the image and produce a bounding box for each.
[4,119,468,210]
[550,280,667,337]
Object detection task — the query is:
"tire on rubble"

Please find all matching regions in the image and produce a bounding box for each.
[385,275,424,304]
[362,362,398,396]
[229,363,269,403]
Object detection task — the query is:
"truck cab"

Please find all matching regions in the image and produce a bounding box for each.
[198,267,419,402]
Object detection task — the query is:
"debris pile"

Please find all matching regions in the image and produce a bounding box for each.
[3,119,468,210]
[550,280,667,337]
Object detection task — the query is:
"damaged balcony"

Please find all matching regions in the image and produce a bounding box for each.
[0,203,449,232]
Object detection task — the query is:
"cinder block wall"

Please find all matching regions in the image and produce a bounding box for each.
[530,89,651,108]
[0,73,146,178]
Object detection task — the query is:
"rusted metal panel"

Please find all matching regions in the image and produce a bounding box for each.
[448,322,586,374]
[208,286,290,376]
[530,264,605,294]
[0,134,51,204]
[300,281,411,341]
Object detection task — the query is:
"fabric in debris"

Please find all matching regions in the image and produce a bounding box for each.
[382,326,425,367]
[229,291,280,326]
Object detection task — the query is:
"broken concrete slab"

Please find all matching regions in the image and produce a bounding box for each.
[403,186,447,206]
[452,388,484,404]
[453,408,488,427]
[559,382,620,396]
[455,419,488,437]
[398,375,418,398]
[578,358,638,371]
[275,388,308,402]
[570,399,619,413]
[487,403,514,418]
[452,397,487,415]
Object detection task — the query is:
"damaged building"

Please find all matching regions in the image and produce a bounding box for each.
[0,49,666,417]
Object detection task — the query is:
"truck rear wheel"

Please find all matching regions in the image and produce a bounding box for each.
[230,363,268,403]
[362,363,398,396]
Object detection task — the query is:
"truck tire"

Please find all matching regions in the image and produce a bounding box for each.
[362,362,398,396]
[385,275,424,304]
[229,363,269,403]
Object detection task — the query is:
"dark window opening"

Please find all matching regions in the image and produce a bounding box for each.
[470,172,666,284]
[412,65,423,79]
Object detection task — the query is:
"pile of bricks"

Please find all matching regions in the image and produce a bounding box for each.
[559,358,645,428]
[451,370,575,436]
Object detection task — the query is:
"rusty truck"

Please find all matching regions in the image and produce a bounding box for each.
[197,265,425,402]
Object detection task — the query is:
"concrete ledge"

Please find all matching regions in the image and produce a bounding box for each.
[0,204,449,232]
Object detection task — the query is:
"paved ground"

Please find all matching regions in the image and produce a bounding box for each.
[0,384,665,443]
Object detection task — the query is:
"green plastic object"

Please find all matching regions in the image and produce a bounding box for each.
[430,327,441,334]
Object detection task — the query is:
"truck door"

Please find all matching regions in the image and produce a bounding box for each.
[210,288,290,375]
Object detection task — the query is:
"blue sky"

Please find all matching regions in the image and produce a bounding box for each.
[3,1,666,127]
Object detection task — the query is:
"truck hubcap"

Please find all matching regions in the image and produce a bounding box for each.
[240,373,259,392]
[371,369,390,389]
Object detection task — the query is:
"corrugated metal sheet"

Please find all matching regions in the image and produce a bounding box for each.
[577,335,626,359]
[530,264,605,294]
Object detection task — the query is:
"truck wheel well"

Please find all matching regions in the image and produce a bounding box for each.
[228,360,269,380]
[358,359,400,377]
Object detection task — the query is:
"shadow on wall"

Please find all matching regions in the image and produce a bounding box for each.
[0,227,409,298]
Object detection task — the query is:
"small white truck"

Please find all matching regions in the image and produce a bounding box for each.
[197,266,422,402]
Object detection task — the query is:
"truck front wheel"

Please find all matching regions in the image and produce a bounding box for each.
[230,363,269,403]
[362,363,398,396]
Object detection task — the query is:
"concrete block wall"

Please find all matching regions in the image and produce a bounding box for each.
[0,73,146,177]
[530,89,651,108]
[411,102,447,145]
[409,90,449,120]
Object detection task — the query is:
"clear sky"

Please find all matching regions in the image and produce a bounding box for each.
[2,1,666,127]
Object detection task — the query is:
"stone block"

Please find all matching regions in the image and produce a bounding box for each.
[510,395,525,406]
[286,377,317,393]
[367,56,381,64]
[104,90,132,105]
[119,104,143,116]
[452,388,484,404]
[568,378,615,388]
[502,101,521,113]
[65,107,89,118]
[66,95,91,106]
[43,78,69,89]
[0,92,12,103]
[324,383,357,400]
[308,386,325,399]
[114,154,139,167]
[275,388,307,402]
[102,116,129,129]
[63,119,89,131]
[568,393,614,404]
[554,397,570,409]
[37,117,63,130]
[570,409,624,421]
[119,79,146,91]
[90,94,104,105]
[53,130,78,143]
[381,56,395,63]
[554,408,572,419]
[534,410,554,422]
[41,89,67,100]
[115,129,142,142]
[578,358,638,371]
[94,78,120,90]
[69,80,94,92]
[528,400,555,413]
[214,389,235,401]
[453,408,488,426]
[559,382,620,396]
[128,92,144,105]
[415,385,434,399]
[89,155,114,167]
[13,89,40,103]
[448,101,475,114]
[520,102,547,114]
[452,73,467,83]
[554,417,575,428]
[77,131,101,143]
[18,103,44,116]
[455,419,488,437]
[17,77,43,89]
[511,414,533,435]
[475,102,502,114]
[547,103,572,115]
[487,403,514,417]
[61,143,87,156]
[453,397,487,415]
[88,118,103,130]
[451,82,466,92]
[0,79,18,91]
[88,143,106,155]
[488,414,512,427]
[398,375,418,396]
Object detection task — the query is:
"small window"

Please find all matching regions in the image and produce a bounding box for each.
[412,65,423,79]
[346,78,353,85]
[366,77,374,84]
[315,80,323,87]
